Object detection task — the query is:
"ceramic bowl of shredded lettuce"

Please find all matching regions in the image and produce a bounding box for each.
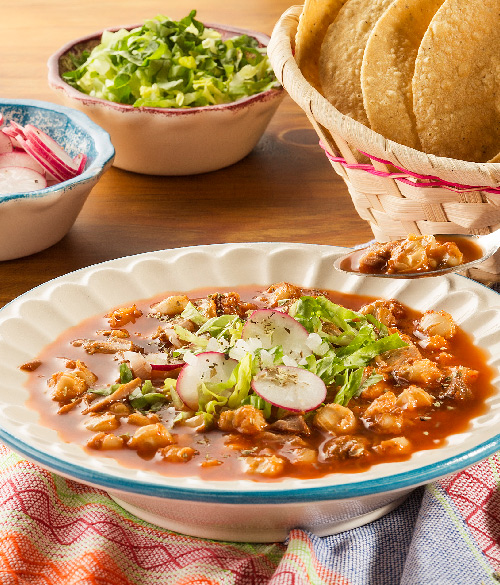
[47,11,285,175]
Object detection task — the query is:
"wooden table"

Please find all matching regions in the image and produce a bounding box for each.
[0,0,372,309]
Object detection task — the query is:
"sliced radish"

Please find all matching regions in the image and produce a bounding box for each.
[9,121,26,137]
[1,127,17,139]
[2,121,25,140]
[251,365,327,413]
[0,131,13,155]
[0,114,87,192]
[242,309,312,359]
[150,362,185,371]
[0,152,45,174]
[23,134,76,179]
[0,166,47,194]
[176,351,238,411]
[73,153,88,174]
[122,351,184,379]
[2,131,22,150]
[149,352,185,371]
[15,135,67,182]
[25,135,77,177]
[24,124,79,172]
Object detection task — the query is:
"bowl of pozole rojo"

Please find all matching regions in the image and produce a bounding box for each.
[2,243,500,542]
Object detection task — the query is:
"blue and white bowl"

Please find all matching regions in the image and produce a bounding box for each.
[0,99,114,261]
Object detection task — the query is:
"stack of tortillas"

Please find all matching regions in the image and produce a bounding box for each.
[294,0,500,163]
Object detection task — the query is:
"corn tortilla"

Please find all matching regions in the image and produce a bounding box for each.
[413,0,500,162]
[318,0,394,126]
[295,0,348,91]
[361,0,445,149]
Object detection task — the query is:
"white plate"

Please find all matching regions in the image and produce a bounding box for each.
[1,242,500,541]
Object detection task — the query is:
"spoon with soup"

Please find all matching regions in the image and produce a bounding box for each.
[334,232,500,278]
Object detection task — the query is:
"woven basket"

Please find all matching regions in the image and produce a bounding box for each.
[268,5,500,283]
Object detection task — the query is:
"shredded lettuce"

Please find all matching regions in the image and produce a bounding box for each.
[227,352,254,409]
[342,334,407,367]
[360,372,384,392]
[289,295,407,405]
[173,324,208,349]
[197,314,243,339]
[334,367,365,407]
[290,296,360,335]
[144,294,409,415]
[365,313,389,336]
[119,362,133,384]
[333,370,384,407]
[180,302,207,326]
[241,394,272,419]
[89,385,115,396]
[63,10,280,108]
[128,379,168,411]
[164,378,185,411]
[198,382,230,415]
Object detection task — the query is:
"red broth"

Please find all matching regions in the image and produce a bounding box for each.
[23,285,495,482]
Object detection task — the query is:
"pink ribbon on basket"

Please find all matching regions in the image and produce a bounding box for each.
[319,142,500,195]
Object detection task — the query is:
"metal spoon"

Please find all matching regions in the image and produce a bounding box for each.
[333,232,500,278]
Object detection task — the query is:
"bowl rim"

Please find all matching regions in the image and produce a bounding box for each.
[3,414,498,504]
[47,20,285,116]
[0,98,115,204]
[0,241,499,504]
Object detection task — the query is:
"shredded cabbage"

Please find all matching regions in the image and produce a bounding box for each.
[63,10,280,108]
[123,294,407,415]
[169,295,408,413]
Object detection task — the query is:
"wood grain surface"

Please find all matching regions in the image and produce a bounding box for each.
[0,0,372,308]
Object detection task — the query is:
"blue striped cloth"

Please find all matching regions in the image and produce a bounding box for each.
[274,453,500,584]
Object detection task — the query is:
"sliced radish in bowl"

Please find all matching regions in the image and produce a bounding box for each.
[242,309,312,358]
[21,134,76,180]
[251,365,327,413]
[5,120,26,138]
[149,352,185,371]
[0,151,45,174]
[0,131,13,155]
[1,127,17,139]
[15,136,68,182]
[0,166,47,194]
[24,124,80,173]
[123,351,185,379]
[0,115,88,194]
[73,153,88,174]
[176,352,238,411]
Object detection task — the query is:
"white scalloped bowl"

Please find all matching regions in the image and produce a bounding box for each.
[1,243,500,542]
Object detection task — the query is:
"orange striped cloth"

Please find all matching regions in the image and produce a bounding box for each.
[0,443,288,585]
[2,441,499,585]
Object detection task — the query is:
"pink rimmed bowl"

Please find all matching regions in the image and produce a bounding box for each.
[47,22,285,176]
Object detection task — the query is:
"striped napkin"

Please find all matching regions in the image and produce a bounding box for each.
[0,441,498,585]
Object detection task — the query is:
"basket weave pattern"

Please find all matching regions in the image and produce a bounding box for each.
[269,6,500,283]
